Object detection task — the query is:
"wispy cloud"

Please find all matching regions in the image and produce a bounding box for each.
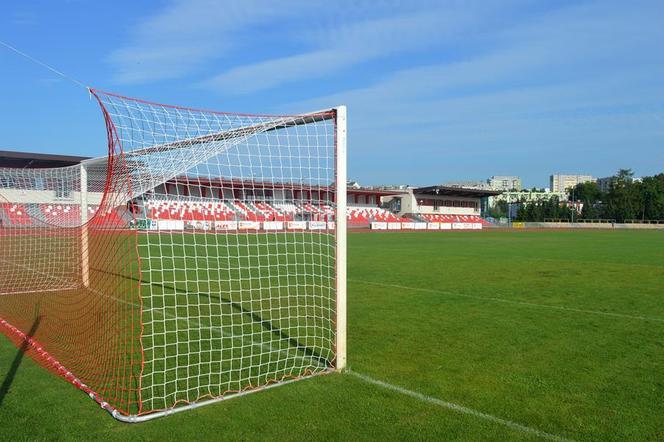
[106,0,664,185]
[12,10,37,26]
[200,7,488,94]
[107,0,297,83]
[108,0,511,86]
[282,1,664,184]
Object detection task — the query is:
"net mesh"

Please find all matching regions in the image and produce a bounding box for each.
[0,90,339,417]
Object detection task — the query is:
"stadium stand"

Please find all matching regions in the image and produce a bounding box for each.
[381,185,501,228]
[137,198,424,227]
[146,200,235,221]
[253,201,292,221]
[273,202,300,217]
[0,202,127,228]
[143,199,401,225]
[347,206,408,226]
[419,213,492,226]
[41,204,81,224]
[0,197,493,229]
[1,151,499,231]
[0,203,32,225]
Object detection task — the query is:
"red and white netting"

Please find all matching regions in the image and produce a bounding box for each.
[0,90,341,420]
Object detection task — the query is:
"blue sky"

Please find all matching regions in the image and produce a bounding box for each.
[1,0,663,188]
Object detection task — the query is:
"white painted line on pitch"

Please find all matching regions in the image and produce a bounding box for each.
[0,257,79,295]
[347,245,664,270]
[348,370,573,442]
[351,279,664,323]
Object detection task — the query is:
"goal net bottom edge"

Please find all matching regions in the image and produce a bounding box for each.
[0,314,337,422]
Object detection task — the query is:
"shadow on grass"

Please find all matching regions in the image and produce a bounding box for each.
[90,267,330,367]
[0,311,41,408]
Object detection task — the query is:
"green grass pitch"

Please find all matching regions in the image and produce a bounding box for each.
[136,231,336,414]
[1,229,663,440]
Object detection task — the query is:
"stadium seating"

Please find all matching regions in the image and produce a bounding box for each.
[1,198,493,229]
[301,202,322,214]
[0,203,118,227]
[141,199,493,228]
[273,202,300,216]
[320,204,335,216]
[41,204,81,224]
[0,203,32,225]
[346,206,408,226]
[418,213,492,225]
[253,201,293,221]
[146,200,235,221]
[145,199,351,223]
[92,207,127,226]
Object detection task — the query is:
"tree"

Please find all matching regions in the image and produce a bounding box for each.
[581,202,598,219]
[639,174,664,220]
[515,196,575,222]
[517,170,664,223]
[617,168,635,182]
[569,181,603,204]
[487,200,508,219]
[604,169,639,222]
[568,181,604,220]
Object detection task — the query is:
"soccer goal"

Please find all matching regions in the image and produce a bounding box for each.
[0,90,347,421]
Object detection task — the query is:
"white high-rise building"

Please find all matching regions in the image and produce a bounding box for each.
[549,174,595,193]
[596,176,615,193]
[488,176,522,191]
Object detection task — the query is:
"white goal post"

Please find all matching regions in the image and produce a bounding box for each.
[0,90,347,422]
[335,105,347,371]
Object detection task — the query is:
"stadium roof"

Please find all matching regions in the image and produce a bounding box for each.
[173,176,405,195]
[413,185,502,198]
[0,151,491,199]
[0,150,90,168]
[346,187,406,196]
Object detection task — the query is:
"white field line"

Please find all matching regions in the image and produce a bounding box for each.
[347,245,664,270]
[0,257,78,295]
[0,286,71,296]
[351,279,664,323]
[348,370,573,442]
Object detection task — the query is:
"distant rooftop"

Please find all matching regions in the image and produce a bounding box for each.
[414,185,502,198]
[0,150,90,169]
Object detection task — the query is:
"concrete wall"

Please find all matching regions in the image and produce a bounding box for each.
[0,188,104,205]
[515,222,664,230]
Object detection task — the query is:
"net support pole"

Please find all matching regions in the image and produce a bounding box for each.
[335,105,347,371]
[80,163,89,287]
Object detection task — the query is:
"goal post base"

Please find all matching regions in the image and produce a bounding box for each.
[109,371,335,423]
[1,314,338,423]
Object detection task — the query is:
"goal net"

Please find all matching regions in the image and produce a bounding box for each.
[0,90,347,421]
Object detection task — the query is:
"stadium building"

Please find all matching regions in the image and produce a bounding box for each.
[382,186,500,229]
[0,150,498,231]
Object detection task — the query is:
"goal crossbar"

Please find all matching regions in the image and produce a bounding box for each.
[82,109,336,161]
